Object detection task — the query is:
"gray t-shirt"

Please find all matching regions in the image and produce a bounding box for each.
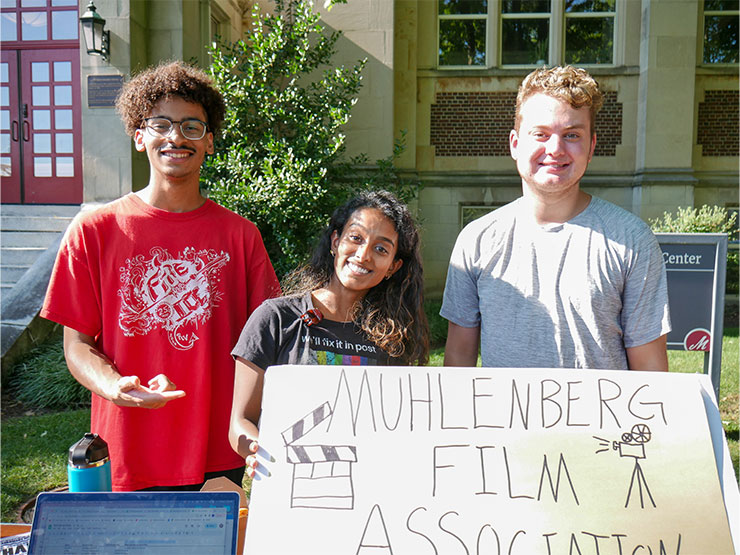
[440,196,671,369]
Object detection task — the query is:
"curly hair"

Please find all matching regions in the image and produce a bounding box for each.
[115,60,225,137]
[515,65,603,135]
[284,191,430,365]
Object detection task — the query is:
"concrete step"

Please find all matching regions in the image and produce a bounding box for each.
[1,231,61,249]
[1,215,74,232]
[1,247,47,266]
[1,264,30,283]
[1,204,79,218]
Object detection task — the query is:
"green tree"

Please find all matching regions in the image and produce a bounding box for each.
[203,0,417,277]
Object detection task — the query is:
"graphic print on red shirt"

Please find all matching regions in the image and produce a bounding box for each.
[118,246,231,350]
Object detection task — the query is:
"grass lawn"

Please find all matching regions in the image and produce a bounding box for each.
[2,329,738,523]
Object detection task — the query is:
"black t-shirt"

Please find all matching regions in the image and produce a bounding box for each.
[231,292,396,370]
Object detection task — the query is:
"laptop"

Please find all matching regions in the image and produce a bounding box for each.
[28,491,240,554]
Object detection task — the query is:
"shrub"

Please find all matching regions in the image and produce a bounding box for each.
[203,0,417,277]
[424,299,448,349]
[650,205,738,296]
[7,338,90,411]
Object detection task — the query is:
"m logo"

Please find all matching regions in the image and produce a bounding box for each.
[683,328,711,352]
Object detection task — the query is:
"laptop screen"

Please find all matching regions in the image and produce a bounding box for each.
[28,491,240,554]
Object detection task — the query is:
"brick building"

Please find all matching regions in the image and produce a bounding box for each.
[1,0,736,297]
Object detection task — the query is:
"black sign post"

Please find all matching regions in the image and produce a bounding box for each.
[656,233,727,399]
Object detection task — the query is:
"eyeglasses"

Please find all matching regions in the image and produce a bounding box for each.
[141,117,208,140]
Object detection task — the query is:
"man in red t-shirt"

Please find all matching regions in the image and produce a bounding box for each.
[41,61,281,491]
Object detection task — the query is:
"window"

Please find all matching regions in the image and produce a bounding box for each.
[703,0,738,64]
[0,0,78,45]
[438,0,616,68]
[501,1,551,65]
[563,0,615,64]
[460,204,506,227]
[438,0,488,67]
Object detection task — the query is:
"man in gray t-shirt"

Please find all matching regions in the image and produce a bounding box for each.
[440,66,671,371]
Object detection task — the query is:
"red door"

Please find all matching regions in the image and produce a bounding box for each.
[19,49,82,203]
[0,0,81,205]
[0,51,21,203]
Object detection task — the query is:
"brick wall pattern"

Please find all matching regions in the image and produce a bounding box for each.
[430,91,622,157]
[697,90,740,157]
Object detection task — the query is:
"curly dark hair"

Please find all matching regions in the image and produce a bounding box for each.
[284,191,430,365]
[115,60,225,137]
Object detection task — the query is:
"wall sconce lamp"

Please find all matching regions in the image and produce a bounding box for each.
[79,1,110,61]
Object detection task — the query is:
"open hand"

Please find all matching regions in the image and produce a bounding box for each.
[111,375,186,409]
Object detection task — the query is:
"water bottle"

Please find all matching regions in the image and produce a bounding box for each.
[67,433,112,492]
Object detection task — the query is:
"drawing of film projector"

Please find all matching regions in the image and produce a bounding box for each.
[595,424,656,508]
[611,424,652,460]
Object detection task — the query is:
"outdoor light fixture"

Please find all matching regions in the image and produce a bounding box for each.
[79,1,110,61]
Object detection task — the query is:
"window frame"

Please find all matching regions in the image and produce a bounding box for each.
[701,2,739,66]
[437,0,619,70]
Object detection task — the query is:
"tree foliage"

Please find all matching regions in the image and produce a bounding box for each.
[203,0,417,277]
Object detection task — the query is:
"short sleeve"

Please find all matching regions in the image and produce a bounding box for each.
[621,229,672,348]
[231,300,282,370]
[440,225,482,328]
[40,222,103,337]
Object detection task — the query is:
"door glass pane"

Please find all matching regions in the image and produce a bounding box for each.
[0,62,8,82]
[32,85,50,105]
[565,16,614,64]
[52,0,77,4]
[0,133,10,153]
[439,19,487,66]
[55,108,72,128]
[33,109,50,129]
[53,61,72,81]
[54,85,72,105]
[56,156,73,176]
[33,132,51,153]
[502,18,550,64]
[21,12,47,41]
[51,10,77,40]
[21,0,46,6]
[1,0,17,8]
[32,62,49,82]
[0,156,10,177]
[34,156,52,176]
[0,86,8,106]
[0,110,9,130]
[1,13,17,42]
[56,132,73,153]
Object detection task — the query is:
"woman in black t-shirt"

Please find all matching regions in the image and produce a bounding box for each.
[229,191,429,475]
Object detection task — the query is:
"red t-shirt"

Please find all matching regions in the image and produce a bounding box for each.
[41,194,280,490]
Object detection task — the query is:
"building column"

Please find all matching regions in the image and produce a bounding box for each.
[634,0,700,220]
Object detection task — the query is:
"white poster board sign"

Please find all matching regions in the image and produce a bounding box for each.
[245,366,737,554]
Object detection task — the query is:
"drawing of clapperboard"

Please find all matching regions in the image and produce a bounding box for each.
[283,401,357,510]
